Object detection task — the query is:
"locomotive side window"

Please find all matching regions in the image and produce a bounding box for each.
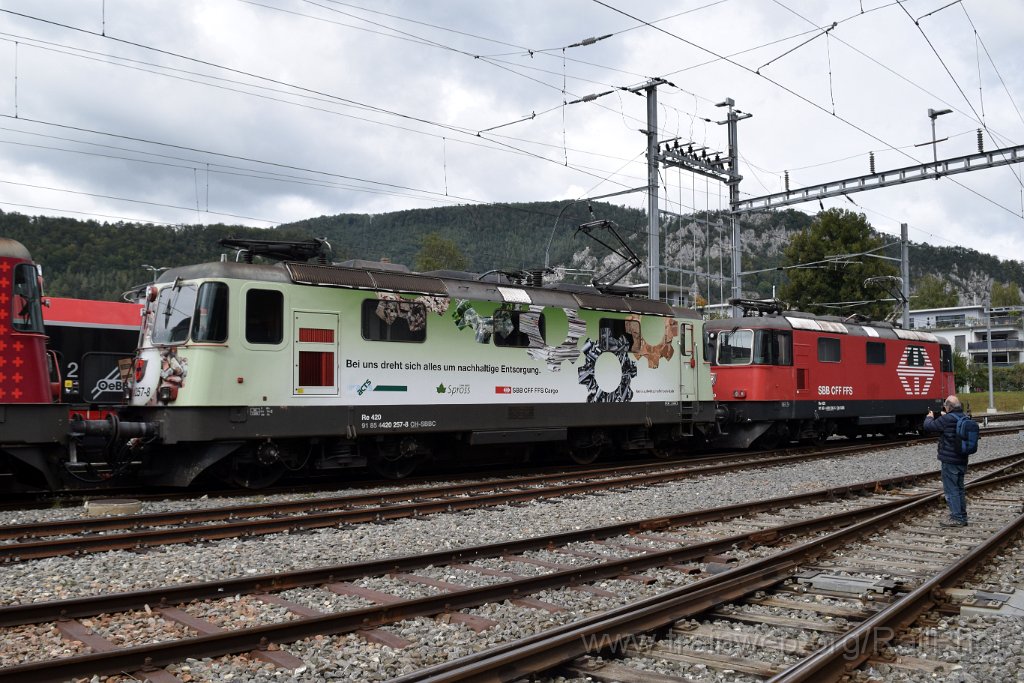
[703,331,717,364]
[11,263,44,333]
[716,329,753,365]
[599,318,635,350]
[361,299,426,343]
[817,337,841,363]
[246,289,283,344]
[494,310,544,348]
[152,283,198,345]
[192,282,228,343]
[866,341,886,365]
[774,331,792,365]
[752,330,792,365]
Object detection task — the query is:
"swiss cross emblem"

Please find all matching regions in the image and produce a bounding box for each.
[134,358,148,383]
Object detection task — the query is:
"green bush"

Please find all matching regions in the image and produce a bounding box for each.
[966,363,1024,392]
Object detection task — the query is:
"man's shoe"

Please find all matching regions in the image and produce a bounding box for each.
[939,516,966,528]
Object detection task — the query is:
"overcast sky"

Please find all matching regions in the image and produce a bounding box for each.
[0,0,1021,268]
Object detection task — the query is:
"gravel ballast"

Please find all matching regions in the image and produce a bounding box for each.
[0,433,1021,681]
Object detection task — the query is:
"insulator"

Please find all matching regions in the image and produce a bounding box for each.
[784,170,790,192]
[977,129,984,153]
[869,151,875,174]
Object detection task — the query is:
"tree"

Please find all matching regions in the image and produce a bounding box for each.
[778,209,899,320]
[953,351,972,393]
[414,232,469,272]
[991,281,1022,307]
[912,273,958,309]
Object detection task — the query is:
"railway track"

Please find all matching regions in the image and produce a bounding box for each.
[2,433,1017,563]
[395,462,1024,682]
[0,453,1022,681]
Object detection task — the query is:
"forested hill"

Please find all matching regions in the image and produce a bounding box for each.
[1,204,1020,306]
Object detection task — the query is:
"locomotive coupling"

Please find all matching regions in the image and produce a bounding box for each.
[71,414,160,441]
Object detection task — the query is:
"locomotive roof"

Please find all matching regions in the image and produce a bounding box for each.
[0,237,31,261]
[705,311,942,343]
[155,260,701,319]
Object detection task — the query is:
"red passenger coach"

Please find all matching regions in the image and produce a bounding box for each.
[705,304,955,448]
[0,238,67,488]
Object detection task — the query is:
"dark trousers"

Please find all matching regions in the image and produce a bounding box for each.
[940,461,967,522]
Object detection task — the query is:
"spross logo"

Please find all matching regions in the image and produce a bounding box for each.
[437,383,471,395]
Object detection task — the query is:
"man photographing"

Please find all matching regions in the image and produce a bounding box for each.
[923,395,968,528]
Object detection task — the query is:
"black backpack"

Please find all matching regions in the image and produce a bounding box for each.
[953,413,980,456]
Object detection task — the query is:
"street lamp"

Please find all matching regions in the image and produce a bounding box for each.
[985,306,996,414]
[927,108,953,164]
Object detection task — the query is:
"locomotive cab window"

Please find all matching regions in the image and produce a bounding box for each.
[866,341,886,365]
[494,309,544,348]
[753,330,792,366]
[152,282,198,345]
[246,289,283,344]
[361,299,426,343]
[716,329,753,365]
[818,337,841,363]
[11,263,44,333]
[191,282,228,343]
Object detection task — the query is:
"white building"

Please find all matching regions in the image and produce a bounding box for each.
[908,305,1024,367]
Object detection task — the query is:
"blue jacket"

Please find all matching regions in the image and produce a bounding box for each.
[923,407,967,464]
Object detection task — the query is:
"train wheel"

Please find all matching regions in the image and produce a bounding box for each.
[807,424,833,447]
[368,437,422,479]
[567,429,610,465]
[650,445,674,459]
[223,443,286,489]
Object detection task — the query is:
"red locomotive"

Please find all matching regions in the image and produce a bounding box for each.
[1,239,142,489]
[705,300,955,448]
[0,238,67,488]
